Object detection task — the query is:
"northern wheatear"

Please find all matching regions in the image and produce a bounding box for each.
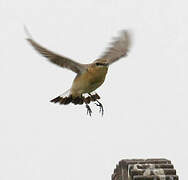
[25,27,131,116]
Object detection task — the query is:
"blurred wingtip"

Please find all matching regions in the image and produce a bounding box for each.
[120,28,133,46]
[23,24,33,39]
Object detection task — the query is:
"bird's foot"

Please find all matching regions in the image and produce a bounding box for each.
[86,104,92,116]
[95,100,104,116]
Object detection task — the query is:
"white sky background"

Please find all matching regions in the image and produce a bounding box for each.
[1,0,188,179]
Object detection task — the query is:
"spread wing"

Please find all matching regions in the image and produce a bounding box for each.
[99,30,132,65]
[25,26,86,74]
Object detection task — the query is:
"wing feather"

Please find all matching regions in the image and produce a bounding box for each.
[100,30,132,64]
[25,27,85,74]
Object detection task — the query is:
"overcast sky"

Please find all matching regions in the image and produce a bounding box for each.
[1,0,188,179]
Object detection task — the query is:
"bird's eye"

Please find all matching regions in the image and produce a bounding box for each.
[96,62,103,66]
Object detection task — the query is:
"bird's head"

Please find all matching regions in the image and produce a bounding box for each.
[93,59,109,68]
[87,59,108,74]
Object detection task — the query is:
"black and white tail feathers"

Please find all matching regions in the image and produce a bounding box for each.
[50,92,100,105]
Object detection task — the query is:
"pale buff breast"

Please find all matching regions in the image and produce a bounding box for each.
[71,67,108,97]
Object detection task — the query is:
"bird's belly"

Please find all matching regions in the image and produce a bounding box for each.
[71,72,106,96]
[84,80,103,93]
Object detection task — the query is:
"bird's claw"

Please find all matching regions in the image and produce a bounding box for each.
[86,104,92,116]
[95,100,104,116]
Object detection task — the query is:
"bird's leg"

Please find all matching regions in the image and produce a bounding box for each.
[88,93,104,116]
[95,100,104,116]
[85,103,92,116]
[82,94,92,116]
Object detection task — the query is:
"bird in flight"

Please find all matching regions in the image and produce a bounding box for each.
[25,27,131,116]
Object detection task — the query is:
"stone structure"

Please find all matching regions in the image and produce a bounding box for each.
[112,159,178,180]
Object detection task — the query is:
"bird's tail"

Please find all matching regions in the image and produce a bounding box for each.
[50,90,100,105]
